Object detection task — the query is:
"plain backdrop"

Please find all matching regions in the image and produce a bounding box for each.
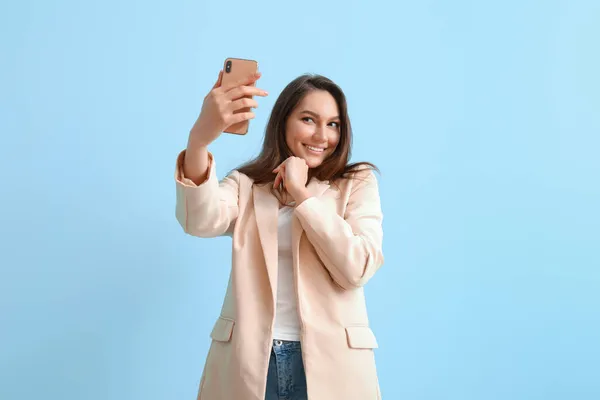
[1,0,599,399]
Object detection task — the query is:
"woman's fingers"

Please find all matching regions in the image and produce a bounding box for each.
[273,157,292,174]
[225,111,255,126]
[274,169,286,189]
[273,171,282,189]
[273,163,287,188]
[226,85,268,101]
[228,97,259,112]
[273,162,284,174]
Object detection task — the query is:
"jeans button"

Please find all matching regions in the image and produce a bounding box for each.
[275,340,283,346]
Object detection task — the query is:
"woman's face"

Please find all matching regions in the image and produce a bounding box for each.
[285,90,341,168]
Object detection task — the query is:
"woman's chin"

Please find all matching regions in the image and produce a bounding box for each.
[304,158,323,169]
[293,151,324,168]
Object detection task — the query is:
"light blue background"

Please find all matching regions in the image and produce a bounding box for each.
[2,0,599,399]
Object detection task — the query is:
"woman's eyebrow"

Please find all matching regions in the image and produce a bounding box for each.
[300,110,340,120]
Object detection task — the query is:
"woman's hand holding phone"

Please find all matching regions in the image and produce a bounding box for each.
[182,68,267,185]
[189,70,268,148]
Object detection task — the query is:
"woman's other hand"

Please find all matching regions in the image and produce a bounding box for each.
[273,157,311,205]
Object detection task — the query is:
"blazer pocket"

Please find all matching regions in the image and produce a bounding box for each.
[210,316,235,342]
[345,326,379,349]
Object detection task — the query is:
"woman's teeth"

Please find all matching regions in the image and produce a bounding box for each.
[305,145,324,153]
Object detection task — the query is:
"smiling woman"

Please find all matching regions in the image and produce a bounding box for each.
[285,93,341,169]
[237,74,378,185]
[175,71,384,400]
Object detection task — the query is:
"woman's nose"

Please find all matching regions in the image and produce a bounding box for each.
[313,126,326,141]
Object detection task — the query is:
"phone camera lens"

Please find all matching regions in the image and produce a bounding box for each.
[225,61,232,73]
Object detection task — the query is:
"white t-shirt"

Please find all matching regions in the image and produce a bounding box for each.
[273,205,302,341]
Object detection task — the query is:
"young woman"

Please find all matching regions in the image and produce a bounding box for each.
[175,70,384,400]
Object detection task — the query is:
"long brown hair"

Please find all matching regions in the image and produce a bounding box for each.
[237,74,378,185]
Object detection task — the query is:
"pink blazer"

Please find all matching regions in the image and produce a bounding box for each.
[175,150,385,399]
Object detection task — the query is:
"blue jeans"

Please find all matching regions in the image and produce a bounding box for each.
[265,340,308,400]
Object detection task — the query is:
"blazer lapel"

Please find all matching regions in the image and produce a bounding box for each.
[253,184,279,307]
[253,179,331,308]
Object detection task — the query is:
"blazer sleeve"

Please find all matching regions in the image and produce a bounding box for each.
[294,169,384,290]
[174,150,239,238]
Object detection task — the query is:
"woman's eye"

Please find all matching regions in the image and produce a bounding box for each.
[302,117,314,123]
[330,121,340,128]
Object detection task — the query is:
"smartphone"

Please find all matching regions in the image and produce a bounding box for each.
[219,57,259,135]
